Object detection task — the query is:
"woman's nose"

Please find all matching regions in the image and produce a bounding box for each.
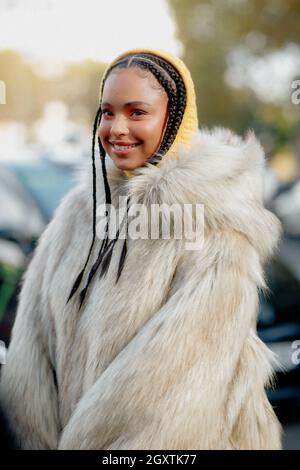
[110,115,129,136]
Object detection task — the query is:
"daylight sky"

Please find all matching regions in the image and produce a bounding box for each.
[0,0,181,74]
[0,0,298,99]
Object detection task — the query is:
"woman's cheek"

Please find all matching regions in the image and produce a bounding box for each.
[98,126,108,147]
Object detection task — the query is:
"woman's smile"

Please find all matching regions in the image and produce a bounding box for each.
[108,140,142,156]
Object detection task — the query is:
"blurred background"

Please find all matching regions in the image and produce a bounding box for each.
[0,0,299,449]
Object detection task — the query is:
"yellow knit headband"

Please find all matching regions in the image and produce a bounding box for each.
[99,48,199,176]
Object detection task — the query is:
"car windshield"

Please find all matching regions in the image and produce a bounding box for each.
[11,160,76,221]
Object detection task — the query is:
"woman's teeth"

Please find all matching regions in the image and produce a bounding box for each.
[112,143,139,150]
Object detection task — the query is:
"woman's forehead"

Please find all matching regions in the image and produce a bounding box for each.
[102,67,166,102]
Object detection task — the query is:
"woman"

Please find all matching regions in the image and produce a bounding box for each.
[0,48,282,449]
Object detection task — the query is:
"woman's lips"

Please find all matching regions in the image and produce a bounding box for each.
[109,142,141,156]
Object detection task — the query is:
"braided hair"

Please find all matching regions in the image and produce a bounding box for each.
[67,52,187,309]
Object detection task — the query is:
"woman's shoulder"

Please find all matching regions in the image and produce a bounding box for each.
[52,183,91,226]
[50,157,101,232]
[130,126,266,201]
[128,127,281,264]
[35,168,92,261]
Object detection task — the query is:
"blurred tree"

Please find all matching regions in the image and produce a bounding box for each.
[167,0,300,152]
[0,51,107,130]
[0,49,48,123]
[53,60,106,128]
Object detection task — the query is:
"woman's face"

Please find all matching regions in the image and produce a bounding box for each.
[98,67,169,171]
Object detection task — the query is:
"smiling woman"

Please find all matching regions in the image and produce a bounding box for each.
[98,67,169,172]
[0,48,283,450]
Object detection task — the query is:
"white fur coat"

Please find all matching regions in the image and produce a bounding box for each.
[0,127,282,450]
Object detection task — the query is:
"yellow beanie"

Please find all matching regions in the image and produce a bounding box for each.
[99,48,199,177]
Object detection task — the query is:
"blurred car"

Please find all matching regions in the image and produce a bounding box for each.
[259,177,300,409]
[0,155,78,346]
[257,235,300,409]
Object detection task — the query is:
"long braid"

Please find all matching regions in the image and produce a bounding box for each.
[76,137,113,308]
[77,135,128,308]
[67,53,187,308]
[146,56,187,161]
[66,106,102,303]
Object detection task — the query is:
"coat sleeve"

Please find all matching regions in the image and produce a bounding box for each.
[0,187,81,449]
[58,231,282,450]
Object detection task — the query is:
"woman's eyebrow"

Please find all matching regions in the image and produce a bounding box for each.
[102,101,151,107]
[126,101,151,107]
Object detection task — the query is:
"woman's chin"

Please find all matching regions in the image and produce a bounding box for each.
[114,161,135,171]
[111,156,142,171]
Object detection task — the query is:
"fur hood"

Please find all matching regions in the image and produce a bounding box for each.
[0,127,282,450]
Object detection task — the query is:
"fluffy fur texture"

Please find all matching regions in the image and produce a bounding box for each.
[0,127,282,450]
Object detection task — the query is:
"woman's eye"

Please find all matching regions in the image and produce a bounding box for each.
[132,110,146,117]
[101,109,145,117]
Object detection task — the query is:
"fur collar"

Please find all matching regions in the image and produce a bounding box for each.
[77,127,281,262]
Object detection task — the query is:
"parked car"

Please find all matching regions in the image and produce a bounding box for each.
[0,155,78,346]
